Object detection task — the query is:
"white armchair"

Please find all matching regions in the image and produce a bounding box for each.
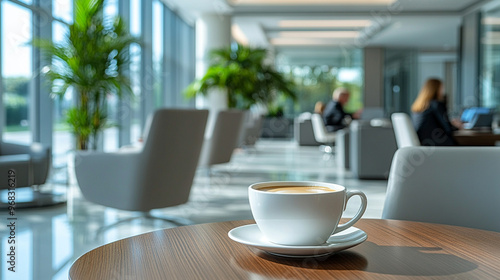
[311,113,336,153]
[391,113,420,148]
[74,109,209,225]
[382,146,500,232]
[198,110,245,168]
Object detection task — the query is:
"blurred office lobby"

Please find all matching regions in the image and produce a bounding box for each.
[1,0,500,279]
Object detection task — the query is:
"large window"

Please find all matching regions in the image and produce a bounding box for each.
[1,1,33,144]
[276,48,363,117]
[481,7,500,111]
[152,0,164,108]
[129,0,142,144]
[52,0,73,166]
[0,0,196,162]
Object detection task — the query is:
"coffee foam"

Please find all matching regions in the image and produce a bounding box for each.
[259,186,335,194]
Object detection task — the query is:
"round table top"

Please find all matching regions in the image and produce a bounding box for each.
[69,219,500,279]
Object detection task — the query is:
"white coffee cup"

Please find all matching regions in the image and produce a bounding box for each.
[249,181,367,246]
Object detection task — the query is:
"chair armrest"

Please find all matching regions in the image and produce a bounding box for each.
[0,155,32,188]
[1,142,50,159]
[1,142,31,155]
[1,142,51,185]
[29,143,51,185]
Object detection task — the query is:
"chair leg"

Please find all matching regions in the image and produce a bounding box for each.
[95,211,194,237]
[143,212,194,226]
[319,145,335,154]
[95,216,142,236]
[0,185,66,208]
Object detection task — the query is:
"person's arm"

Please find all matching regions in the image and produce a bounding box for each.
[431,102,457,133]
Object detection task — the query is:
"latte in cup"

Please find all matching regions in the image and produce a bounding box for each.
[259,186,335,194]
[249,181,367,246]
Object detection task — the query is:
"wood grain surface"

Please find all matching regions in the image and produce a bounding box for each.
[69,219,500,279]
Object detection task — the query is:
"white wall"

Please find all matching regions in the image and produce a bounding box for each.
[418,53,456,92]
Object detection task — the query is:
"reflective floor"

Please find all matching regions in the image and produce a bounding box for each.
[0,139,388,280]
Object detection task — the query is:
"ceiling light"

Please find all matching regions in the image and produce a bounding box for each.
[232,24,249,46]
[279,20,372,28]
[482,17,500,25]
[270,37,355,46]
[279,31,359,38]
[230,0,396,5]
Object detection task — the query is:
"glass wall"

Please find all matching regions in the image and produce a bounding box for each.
[102,0,119,151]
[481,6,500,111]
[129,0,142,144]
[52,0,73,166]
[0,0,196,163]
[1,1,33,144]
[152,0,164,108]
[276,48,363,117]
[384,49,419,115]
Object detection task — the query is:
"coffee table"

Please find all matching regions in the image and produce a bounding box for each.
[69,219,500,279]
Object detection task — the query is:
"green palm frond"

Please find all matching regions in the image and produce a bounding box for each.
[185,43,296,109]
[32,0,138,150]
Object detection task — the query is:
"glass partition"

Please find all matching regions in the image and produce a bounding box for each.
[383,49,419,115]
[1,1,33,144]
[153,0,164,108]
[0,0,195,162]
[481,7,500,111]
[276,48,363,117]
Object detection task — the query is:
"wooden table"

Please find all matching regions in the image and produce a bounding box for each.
[69,219,500,279]
[454,130,500,146]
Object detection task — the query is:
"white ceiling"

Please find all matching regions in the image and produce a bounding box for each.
[166,0,491,61]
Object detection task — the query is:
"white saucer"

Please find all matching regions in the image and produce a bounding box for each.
[228,224,367,258]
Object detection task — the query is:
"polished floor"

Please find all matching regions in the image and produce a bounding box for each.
[0,139,388,280]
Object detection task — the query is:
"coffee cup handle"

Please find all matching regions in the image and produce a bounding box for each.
[333,190,367,234]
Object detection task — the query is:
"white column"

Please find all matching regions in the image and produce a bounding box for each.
[195,14,231,136]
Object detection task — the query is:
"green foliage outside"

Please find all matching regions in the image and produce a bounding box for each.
[33,0,138,150]
[184,44,297,110]
[4,77,30,97]
[280,66,363,116]
[3,77,30,127]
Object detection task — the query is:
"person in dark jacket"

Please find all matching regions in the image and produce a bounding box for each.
[411,78,462,146]
[323,88,359,132]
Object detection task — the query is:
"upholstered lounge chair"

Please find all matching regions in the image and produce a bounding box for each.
[74,109,208,225]
[382,146,500,232]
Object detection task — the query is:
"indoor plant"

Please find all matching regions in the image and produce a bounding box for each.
[34,0,138,150]
[184,44,296,110]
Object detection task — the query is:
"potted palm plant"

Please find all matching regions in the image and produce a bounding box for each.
[34,0,138,150]
[184,44,296,110]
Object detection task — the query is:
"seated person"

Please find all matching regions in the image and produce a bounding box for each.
[322,88,360,132]
[411,78,461,146]
[314,101,325,115]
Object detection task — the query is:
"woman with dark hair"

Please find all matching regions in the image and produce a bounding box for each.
[411,78,461,146]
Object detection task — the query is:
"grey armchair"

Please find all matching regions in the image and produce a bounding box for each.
[0,141,51,189]
[349,120,397,179]
[198,110,245,168]
[0,141,53,207]
[382,146,500,232]
[239,111,263,148]
[335,128,350,170]
[74,109,208,225]
[294,113,321,146]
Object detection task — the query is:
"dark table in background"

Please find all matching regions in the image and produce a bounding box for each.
[454,130,500,146]
[69,219,500,279]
